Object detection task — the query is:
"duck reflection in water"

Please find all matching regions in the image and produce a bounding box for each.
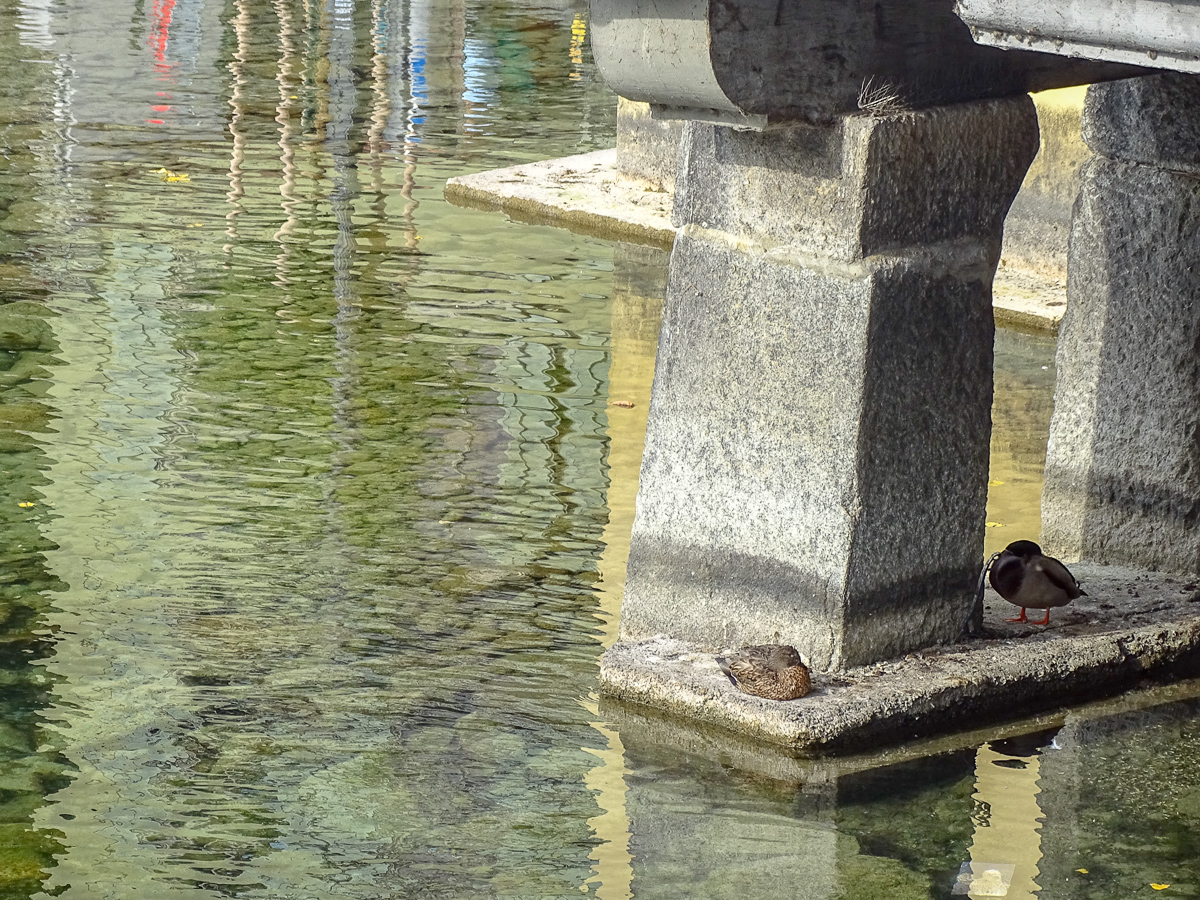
[716,644,811,700]
[986,540,1086,625]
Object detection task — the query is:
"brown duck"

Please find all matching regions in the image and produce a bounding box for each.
[988,539,1086,625]
[716,644,811,700]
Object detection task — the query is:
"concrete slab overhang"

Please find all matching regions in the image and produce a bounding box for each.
[590,0,1146,127]
[956,0,1200,73]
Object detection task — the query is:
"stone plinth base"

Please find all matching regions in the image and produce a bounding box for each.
[599,563,1200,754]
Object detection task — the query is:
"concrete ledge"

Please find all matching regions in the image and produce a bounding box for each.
[599,676,1200,781]
[599,563,1200,755]
[444,150,1065,331]
[993,265,1066,333]
[444,149,675,249]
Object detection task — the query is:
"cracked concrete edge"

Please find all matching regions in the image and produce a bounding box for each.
[444,149,1066,332]
[599,605,1200,755]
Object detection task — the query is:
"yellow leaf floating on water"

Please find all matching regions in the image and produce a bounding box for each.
[988,479,1004,486]
[986,522,1004,528]
[151,167,190,183]
[1075,869,1088,874]
[1151,885,1170,891]
[18,501,35,508]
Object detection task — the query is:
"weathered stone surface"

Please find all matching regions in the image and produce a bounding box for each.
[616,98,683,193]
[601,564,1200,754]
[1082,72,1200,173]
[623,234,997,669]
[1000,87,1091,287]
[1043,77,1200,573]
[443,150,674,249]
[614,97,1039,672]
[674,99,1041,262]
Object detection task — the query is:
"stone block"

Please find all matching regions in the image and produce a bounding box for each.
[616,98,684,193]
[623,234,996,668]
[1000,87,1091,284]
[1082,72,1200,173]
[1043,74,1200,573]
[673,98,1040,262]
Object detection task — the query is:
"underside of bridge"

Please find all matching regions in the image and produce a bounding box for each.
[591,0,1200,745]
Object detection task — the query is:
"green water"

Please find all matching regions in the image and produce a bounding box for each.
[0,1,1198,898]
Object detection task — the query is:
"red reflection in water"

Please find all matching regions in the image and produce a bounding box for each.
[146,0,177,125]
[147,0,176,72]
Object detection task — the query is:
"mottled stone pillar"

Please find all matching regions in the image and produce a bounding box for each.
[1043,74,1200,574]
[617,98,1039,671]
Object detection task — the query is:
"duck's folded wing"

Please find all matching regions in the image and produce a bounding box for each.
[1036,558,1083,597]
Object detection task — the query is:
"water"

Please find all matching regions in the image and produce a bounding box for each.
[0,1,1197,898]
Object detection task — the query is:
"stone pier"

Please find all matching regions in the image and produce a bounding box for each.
[618,100,1040,671]
[1043,74,1200,573]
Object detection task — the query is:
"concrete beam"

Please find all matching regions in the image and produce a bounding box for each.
[958,0,1200,74]
[590,0,1143,127]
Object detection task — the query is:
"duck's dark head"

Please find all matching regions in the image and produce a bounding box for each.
[768,645,803,670]
[1004,540,1042,558]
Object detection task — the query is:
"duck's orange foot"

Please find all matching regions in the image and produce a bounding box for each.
[1005,609,1028,623]
[1032,609,1051,625]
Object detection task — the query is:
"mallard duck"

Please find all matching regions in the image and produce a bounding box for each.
[716,644,811,700]
[988,539,1086,625]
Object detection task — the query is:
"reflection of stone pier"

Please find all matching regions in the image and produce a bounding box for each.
[600,672,1200,898]
[593,243,667,648]
[604,699,978,899]
[1035,691,1200,897]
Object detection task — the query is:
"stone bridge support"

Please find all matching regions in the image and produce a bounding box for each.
[1043,73,1200,573]
[590,1,1143,683]
[619,101,1039,670]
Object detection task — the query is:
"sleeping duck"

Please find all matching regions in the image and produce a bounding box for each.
[989,539,1086,625]
[716,644,811,700]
